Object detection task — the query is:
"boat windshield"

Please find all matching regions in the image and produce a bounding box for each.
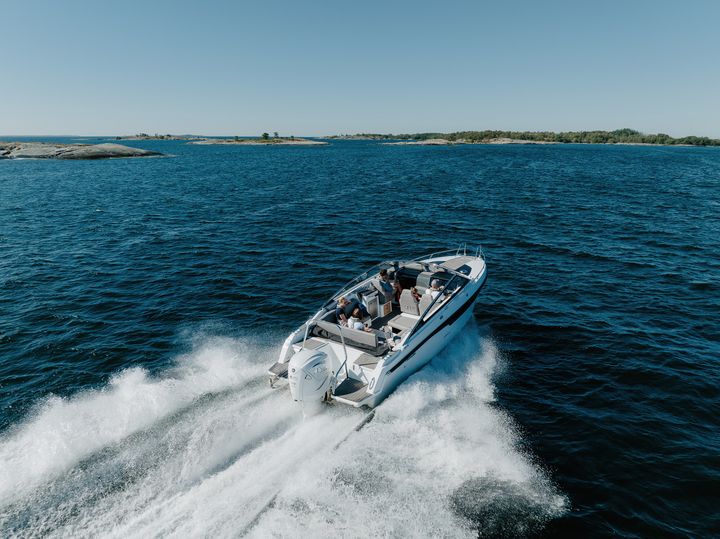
[321,251,475,311]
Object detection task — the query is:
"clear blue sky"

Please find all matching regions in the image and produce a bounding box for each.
[2,0,719,137]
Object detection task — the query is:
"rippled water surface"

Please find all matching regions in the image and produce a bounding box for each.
[1,139,718,537]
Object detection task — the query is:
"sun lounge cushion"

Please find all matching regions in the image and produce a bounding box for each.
[388,313,418,332]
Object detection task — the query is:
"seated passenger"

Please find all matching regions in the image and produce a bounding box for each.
[347,306,363,329]
[426,279,444,299]
[335,296,369,325]
[349,309,390,342]
[373,269,395,303]
[335,296,350,325]
[410,286,422,302]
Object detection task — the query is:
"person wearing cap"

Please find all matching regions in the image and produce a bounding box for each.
[426,279,444,299]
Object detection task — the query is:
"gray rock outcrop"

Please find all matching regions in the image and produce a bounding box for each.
[0,142,162,160]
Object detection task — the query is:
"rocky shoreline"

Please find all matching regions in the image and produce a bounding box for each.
[0,141,162,160]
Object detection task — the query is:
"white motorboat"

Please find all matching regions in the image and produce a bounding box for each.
[268,247,487,409]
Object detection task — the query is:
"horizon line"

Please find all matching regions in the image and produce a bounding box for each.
[2,127,719,139]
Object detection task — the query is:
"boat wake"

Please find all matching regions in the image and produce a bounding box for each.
[0,325,567,537]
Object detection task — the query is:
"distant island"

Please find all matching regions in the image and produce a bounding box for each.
[329,129,720,147]
[0,141,162,160]
[115,133,202,141]
[190,133,327,146]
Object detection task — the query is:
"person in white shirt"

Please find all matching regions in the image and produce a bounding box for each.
[349,307,372,332]
[426,279,443,299]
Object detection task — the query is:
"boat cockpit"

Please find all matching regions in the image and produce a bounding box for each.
[306,255,476,355]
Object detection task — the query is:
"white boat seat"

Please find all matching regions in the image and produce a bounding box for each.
[419,293,433,315]
[399,289,419,315]
[388,313,418,331]
[314,320,389,356]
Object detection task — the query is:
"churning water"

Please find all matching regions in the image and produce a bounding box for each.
[0,327,565,537]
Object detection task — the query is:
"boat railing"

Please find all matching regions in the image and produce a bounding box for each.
[411,243,484,263]
[300,322,311,350]
[334,326,350,388]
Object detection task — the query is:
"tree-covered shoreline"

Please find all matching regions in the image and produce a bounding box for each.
[330,129,720,146]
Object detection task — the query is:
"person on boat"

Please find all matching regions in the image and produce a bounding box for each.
[335,296,350,324]
[392,275,403,302]
[410,286,422,302]
[374,269,395,303]
[426,279,444,299]
[335,296,369,325]
[349,307,373,332]
[347,306,363,330]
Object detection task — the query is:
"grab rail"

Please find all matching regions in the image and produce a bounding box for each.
[300,323,311,350]
[410,244,484,264]
[334,325,350,387]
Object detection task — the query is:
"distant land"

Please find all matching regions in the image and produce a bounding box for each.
[190,135,326,146]
[328,129,720,146]
[113,133,327,146]
[115,133,202,141]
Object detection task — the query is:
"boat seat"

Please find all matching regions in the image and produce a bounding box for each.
[388,313,418,332]
[314,320,389,356]
[419,294,433,315]
[399,289,419,315]
[416,271,436,291]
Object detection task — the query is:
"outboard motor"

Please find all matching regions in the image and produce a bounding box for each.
[288,348,332,405]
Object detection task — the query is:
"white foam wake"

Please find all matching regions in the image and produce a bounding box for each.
[0,337,266,507]
[0,325,567,537]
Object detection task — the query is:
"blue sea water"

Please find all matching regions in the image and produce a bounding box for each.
[0,139,718,537]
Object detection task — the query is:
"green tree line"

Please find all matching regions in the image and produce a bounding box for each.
[344,129,720,146]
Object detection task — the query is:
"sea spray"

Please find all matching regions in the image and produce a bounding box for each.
[1,327,566,537]
[249,326,567,538]
[0,336,266,507]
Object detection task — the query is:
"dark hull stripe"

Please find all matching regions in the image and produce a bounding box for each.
[388,276,487,374]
